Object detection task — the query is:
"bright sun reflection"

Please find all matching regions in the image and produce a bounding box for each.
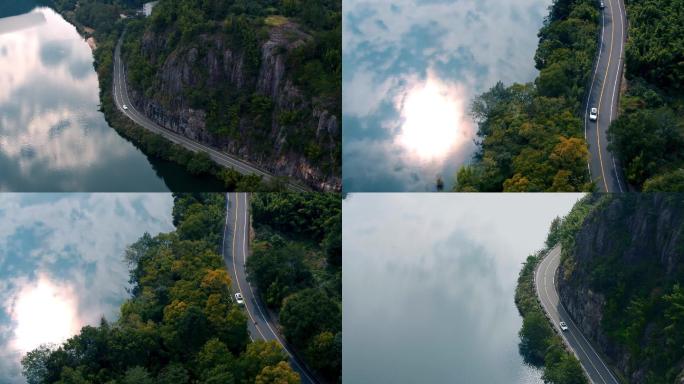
[11,276,79,353]
[396,73,465,161]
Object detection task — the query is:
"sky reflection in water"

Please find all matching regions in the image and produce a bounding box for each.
[343,193,582,383]
[343,0,552,191]
[0,7,169,191]
[0,194,174,383]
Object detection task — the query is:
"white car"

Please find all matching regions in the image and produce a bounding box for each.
[123,104,128,110]
[560,321,569,331]
[589,107,598,121]
[235,292,244,305]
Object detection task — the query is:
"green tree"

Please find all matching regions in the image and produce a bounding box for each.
[21,344,53,384]
[121,366,153,384]
[239,341,288,381]
[255,361,300,384]
[280,289,341,348]
[322,212,342,266]
[157,363,189,384]
[186,152,214,175]
[546,216,562,248]
[543,354,587,384]
[55,367,89,384]
[664,284,684,349]
[518,310,552,366]
[246,242,313,307]
[306,331,341,377]
[161,300,211,357]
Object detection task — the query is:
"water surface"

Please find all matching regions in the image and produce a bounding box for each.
[343,0,552,191]
[0,5,222,191]
[343,193,582,383]
[0,194,174,383]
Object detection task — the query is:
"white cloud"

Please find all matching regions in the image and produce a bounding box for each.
[343,69,397,117]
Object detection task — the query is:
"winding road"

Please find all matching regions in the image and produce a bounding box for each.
[221,193,319,384]
[585,0,627,192]
[113,35,309,192]
[535,246,619,384]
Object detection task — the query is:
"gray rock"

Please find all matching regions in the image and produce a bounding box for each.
[126,21,340,191]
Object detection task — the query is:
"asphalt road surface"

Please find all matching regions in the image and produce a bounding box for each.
[585,0,627,192]
[113,34,309,192]
[535,246,620,384]
[222,193,319,384]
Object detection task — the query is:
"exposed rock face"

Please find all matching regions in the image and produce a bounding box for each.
[558,194,684,383]
[126,22,340,191]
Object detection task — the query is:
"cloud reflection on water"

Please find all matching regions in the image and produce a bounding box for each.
[394,71,473,162]
[0,12,44,36]
[343,193,584,383]
[0,7,168,191]
[0,194,174,383]
[8,274,80,354]
[343,0,551,191]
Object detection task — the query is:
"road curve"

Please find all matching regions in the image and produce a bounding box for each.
[221,193,319,384]
[112,34,309,192]
[535,245,619,384]
[585,0,627,192]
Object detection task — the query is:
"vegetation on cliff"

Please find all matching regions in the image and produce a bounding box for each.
[559,194,684,382]
[247,193,342,382]
[121,0,341,188]
[607,0,684,191]
[21,194,300,384]
[454,0,598,192]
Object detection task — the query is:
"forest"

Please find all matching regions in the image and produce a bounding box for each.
[247,193,342,382]
[607,0,684,191]
[454,0,598,192]
[20,194,302,384]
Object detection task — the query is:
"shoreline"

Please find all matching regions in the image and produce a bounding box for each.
[45,3,284,192]
[514,248,589,384]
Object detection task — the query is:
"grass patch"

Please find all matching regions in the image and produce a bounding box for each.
[265,15,288,27]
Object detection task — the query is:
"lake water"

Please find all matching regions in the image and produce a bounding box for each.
[343,193,582,383]
[0,194,174,383]
[0,4,222,191]
[342,0,552,191]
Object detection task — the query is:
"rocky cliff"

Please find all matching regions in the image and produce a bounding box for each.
[558,194,684,383]
[125,20,340,191]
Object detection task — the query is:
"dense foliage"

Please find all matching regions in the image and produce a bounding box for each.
[247,193,342,382]
[121,0,341,179]
[454,0,599,191]
[515,252,588,384]
[545,194,606,265]
[21,194,299,384]
[607,0,684,191]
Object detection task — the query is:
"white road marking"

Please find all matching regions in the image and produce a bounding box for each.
[536,247,619,384]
